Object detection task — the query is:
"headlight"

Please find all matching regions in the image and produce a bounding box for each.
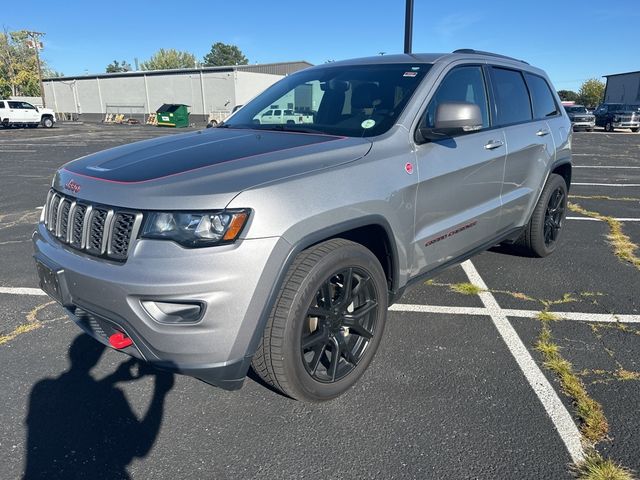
[141,210,250,247]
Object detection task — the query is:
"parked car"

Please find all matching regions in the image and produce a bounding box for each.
[563,104,595,131]
[0,100,56,128]
[593,103,640,132]
[256,108,314,125]
[34,50,571,401]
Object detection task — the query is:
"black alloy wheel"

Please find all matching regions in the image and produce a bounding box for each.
[543,187,565,248]
[252,239,388,402]
[513,173,568,257]
[301,267,378,383]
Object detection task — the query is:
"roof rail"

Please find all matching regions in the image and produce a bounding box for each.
[452,49,529,65]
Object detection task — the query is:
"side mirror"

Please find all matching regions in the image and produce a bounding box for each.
[417,102,483,143]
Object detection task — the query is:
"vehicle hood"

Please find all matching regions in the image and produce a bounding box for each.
[54,128,372,210]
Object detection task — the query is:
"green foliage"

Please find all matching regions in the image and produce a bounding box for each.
[140,49,197,71]
[0,30,49,97]
[558,89,579,102]
[202,42,248,67]
[106,59,132,73]
[578,79,605,108]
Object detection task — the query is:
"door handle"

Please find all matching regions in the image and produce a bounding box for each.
[484,140,504,150]
[536,129,550,136]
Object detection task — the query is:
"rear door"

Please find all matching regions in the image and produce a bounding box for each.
[488,67,556,231]
[412,65,505,276]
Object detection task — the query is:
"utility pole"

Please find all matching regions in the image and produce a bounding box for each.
[404,0,414,54]
[24,31,46,107]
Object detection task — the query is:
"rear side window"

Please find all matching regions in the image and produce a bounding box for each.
[422,65,490,129]
[489,67,532,125]
[525,73,558,119]
[0,101,5,108]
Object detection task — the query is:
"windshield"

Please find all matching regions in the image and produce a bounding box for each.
[565,106,588,114]
[223,63,431,137]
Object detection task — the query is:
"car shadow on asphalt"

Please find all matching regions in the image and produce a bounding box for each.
[22,334,174,480]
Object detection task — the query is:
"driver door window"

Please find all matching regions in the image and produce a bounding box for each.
[421,66,490,130]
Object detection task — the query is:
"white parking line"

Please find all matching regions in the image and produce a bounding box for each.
[572,183,640,187]
[572,153,637,157]
[0,287,47,296]
[567,216,640,222]
[390,304,640,323]
[460,260,585,463]
[574,166,640,169]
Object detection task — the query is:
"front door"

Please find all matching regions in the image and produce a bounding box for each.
[412,65,505,276]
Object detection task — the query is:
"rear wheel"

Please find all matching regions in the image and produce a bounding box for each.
[514,173,568,257]
[252,239,388,402]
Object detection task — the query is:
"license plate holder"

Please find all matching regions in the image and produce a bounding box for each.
[35,256,70,306]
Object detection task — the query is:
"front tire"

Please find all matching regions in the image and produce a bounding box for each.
[515,173,568,257]
[631,128,639,133]
[41,117,54,128]
[252,239,388,402]
[604,122,614,132]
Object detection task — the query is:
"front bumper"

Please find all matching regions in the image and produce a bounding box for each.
[33,223,291,389]
[571,121,595,129]
[612,122,640,129]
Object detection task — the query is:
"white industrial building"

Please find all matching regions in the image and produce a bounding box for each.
[603,70,640,105]
[42,61,312,123]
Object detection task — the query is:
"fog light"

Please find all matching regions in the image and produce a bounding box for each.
[141,301,203,324]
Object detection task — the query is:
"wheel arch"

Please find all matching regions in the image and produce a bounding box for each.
[288,215,400,295]
[243,216,401,366]
[551,160,572,191]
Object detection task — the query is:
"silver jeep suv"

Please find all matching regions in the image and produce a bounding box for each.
[34,50,571,401]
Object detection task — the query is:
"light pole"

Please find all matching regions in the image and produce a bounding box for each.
[404,0,414,54]
[25,31,46,107]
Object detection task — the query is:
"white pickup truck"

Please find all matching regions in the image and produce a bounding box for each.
[0,100,56,128]
[257,108,313,125]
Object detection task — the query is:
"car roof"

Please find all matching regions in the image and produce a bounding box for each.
[310,50,542,74]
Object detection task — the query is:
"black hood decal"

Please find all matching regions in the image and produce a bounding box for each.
[64,129,344,183]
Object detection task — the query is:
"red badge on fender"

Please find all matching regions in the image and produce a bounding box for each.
[405,163,414,175]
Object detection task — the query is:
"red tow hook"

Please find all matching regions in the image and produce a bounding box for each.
[109,332,133,349]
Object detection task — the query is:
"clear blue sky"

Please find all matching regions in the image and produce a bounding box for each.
[4,0,639,91]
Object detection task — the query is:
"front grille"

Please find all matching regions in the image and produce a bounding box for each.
[44,190,142,261]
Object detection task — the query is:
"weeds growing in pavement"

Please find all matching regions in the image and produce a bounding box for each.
[568,202,640,271]
[572,450,634,480]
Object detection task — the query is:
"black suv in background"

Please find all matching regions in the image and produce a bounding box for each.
[593,103,640,132]
[563,105,595,131]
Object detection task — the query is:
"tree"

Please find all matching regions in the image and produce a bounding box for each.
[106,60,132,73]
[0,30,51,97]
[578,78,605,108]
[140,49,197,71]
[202,42,248,67]
[557,90,579,103]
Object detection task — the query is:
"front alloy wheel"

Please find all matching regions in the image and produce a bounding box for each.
[252,239,388,402]
[301,267,378,383]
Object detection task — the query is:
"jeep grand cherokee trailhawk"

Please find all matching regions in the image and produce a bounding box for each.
[34,50,572,401]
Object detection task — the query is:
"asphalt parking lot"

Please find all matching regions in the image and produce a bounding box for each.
[0,123,638,479]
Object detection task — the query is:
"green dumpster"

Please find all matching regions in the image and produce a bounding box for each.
[156,104,190,128]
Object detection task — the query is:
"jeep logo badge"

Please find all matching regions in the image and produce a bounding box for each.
[64,179,81,194]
